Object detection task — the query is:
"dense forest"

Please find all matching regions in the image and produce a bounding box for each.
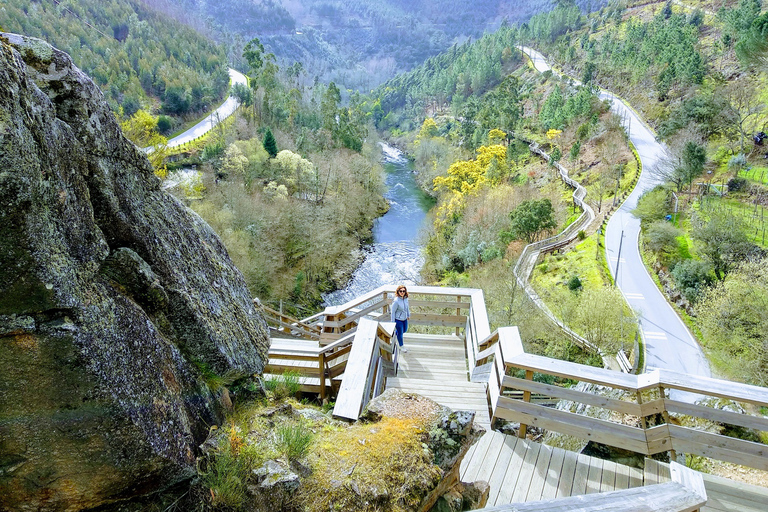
[0,0,230,123]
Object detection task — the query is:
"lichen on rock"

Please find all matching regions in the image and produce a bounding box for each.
[0,33,269,511]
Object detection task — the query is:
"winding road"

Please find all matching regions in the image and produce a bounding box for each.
[166,68,247,149]
[521,47,711,392]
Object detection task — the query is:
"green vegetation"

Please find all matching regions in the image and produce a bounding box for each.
[0,0,228,120]
[276,422,314,460]
[264,371,302,400]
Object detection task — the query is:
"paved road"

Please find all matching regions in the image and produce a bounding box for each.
[520,47,710,393]
[166,68,247,149]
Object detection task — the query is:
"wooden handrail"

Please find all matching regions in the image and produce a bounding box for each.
[256,300,321,339]
[488,328,768,471]
[332,318,396,421]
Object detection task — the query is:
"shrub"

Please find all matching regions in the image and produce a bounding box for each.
[276,422,314,460]
[156,115,173,135]
[671,259,714,303]
[199,429,253,510]
[633,186,670,223]
[727,153,747,171]
[567,275,582,291]
[727,176,747,192]
[577,230,586,240]
[645,221,682,266]
[265,371,301,399]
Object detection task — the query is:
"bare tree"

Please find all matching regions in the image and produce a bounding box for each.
[723,76,765,154]
[651,126,705,192]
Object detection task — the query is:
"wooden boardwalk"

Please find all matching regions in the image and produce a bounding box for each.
[267,322,768,511]
[386,332,491,430]
[459,430,767,511]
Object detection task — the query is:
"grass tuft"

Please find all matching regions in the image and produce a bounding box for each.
[276,421,314,460]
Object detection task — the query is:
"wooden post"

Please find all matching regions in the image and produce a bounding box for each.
[456,295,461,337]
[636,390,647,430]
[659,384,677,461]
[382,292,389,317]
[518,369,534,439]
[319,351,326,402]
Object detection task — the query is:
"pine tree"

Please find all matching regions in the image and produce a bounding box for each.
[263,128,278,158]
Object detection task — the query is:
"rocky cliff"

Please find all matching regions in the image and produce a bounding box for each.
[0,33,269,511]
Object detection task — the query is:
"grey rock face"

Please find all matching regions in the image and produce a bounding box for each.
[0,34,269,510]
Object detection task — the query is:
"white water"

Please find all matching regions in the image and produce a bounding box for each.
[323,143,431,306]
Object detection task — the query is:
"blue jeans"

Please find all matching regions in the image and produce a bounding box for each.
[395,319,408,346]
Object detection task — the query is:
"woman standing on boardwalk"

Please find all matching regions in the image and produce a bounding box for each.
[391,285,410,352]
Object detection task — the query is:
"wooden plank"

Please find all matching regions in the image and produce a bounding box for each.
[510,440,542,502]
[486,435,519,506]
[669,462,705,502]
[525,443,554,501]
[655,368,768,407]
[476,482,707,512]
[494,398,651,454]
[600,460,618,493]
[332,319,378,421]
[407,299,471,309]
[614,462,630,490]
[644,459,662,485]
[666,399,768,432]
[701,472,768,500]
[461,431,494,482]
[409,313,466,327]
[645,424,673,455]
[703,492,768,512]
[506,353,640,391]
[555,448,579,498]
[585,457,604,494]
[469,289,491,342]
[495,432,530,504]
[501,376,644,416]
[475,432,508,485]
[571,453,592,496]
[388,377,485,392]
[638,397,667,417]
[628,466,643,488]
[539,445,566,500]
[669,424,768,470]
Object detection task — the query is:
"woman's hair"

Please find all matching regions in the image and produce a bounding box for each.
[395,285,409,298]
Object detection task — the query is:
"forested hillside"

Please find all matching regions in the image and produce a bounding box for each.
[142,0,606,90]
[370,0,768,386]
[0,0,229,119]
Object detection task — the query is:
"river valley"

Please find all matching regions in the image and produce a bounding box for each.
[323,143,433,305]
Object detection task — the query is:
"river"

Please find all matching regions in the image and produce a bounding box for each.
[323,143,433,306]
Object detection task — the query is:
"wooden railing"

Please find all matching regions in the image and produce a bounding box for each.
[475,461,707,512]
[486,327,768,471]
[255,300,322,339]
[317,285,489,420]
[333,318,397,421]
[265,331,354,401]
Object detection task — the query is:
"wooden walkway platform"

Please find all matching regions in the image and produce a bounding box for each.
[459,430,768,511]
[386,332,492,430]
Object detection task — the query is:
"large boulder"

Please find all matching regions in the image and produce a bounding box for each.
[0,34,269,511]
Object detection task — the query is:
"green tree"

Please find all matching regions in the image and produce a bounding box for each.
[691,210,754,280]
[500,199,557,244]
[696,256,768,386]
[321,82,341,133]
[263,128,278,158]
[243,37,266,76]
[220,144,249,178]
